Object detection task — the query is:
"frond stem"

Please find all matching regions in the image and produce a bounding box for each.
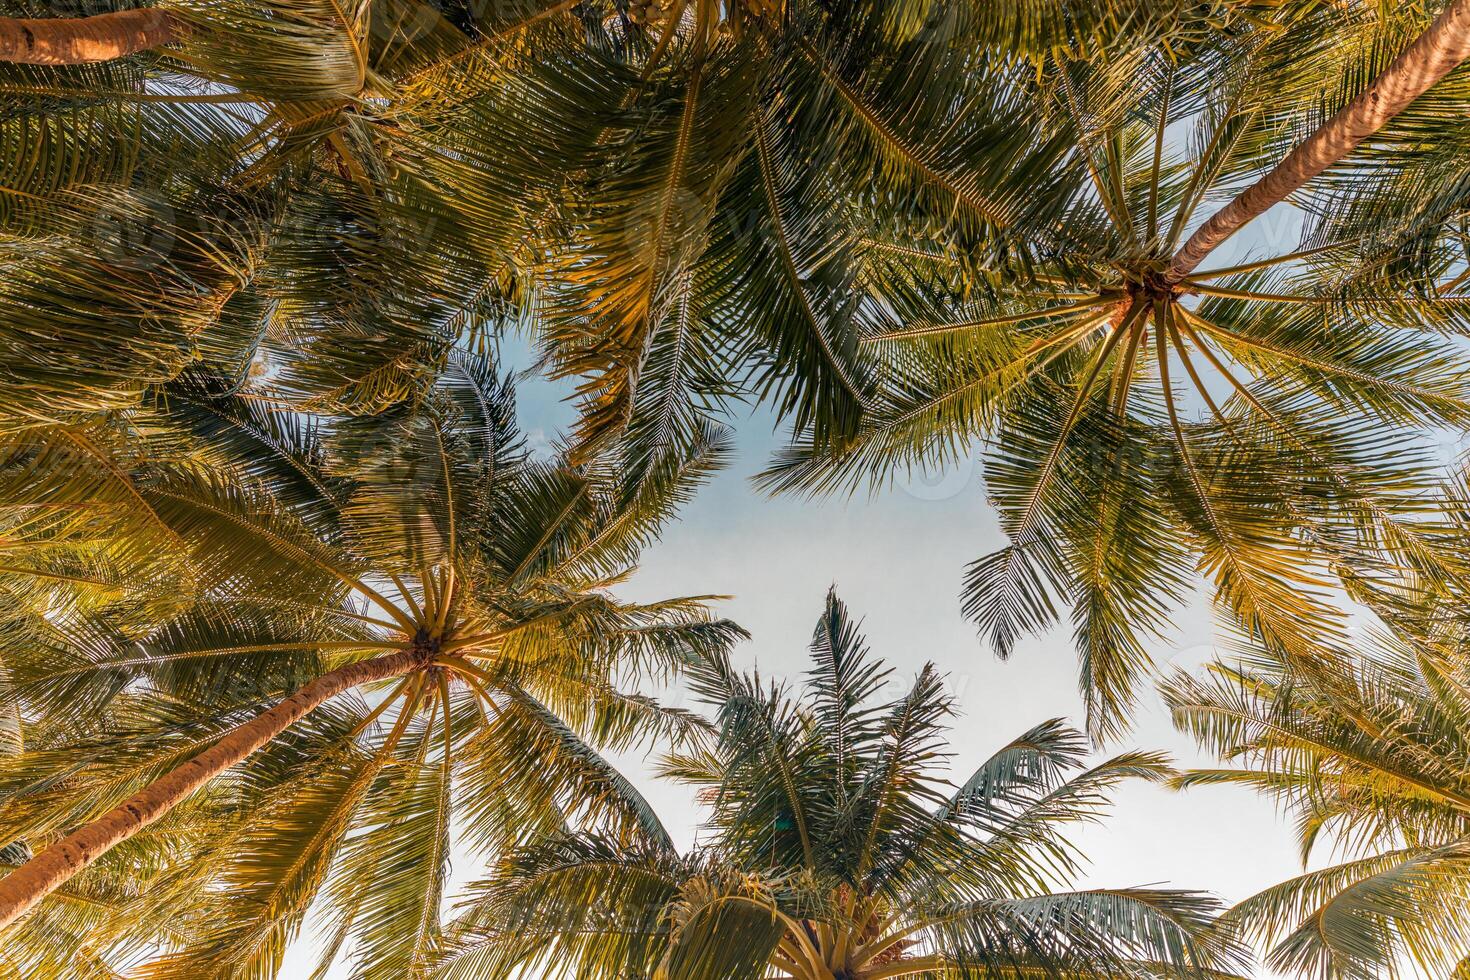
[863,953,947,979]
[862,295,1117,344]
[1011,299,1143,545]
[389,572,424,625]
[1147,70,1172,242]
[1184,241,1360,280]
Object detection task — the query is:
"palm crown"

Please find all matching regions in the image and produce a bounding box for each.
[0,352,743,977]
[439,590,1248,979]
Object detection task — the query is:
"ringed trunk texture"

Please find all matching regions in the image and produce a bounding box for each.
[0,648,418,930]
[0,8,184,65]
[1167,0,1470,281]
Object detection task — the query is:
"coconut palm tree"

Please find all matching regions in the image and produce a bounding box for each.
[434,590,1249,979]
[8,0,1470,737]
[0,0,613,424]
[1,0,1082,446]
[1162,624,1470,978]
[762,0,1470,738]
[0,352,743,976]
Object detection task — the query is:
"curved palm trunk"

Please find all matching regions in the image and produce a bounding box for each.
[0,648,419,930]
[0,8,184,65]
[1167,0,1470,281]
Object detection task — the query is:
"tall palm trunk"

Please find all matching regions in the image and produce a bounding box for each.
[0,8,183,65]
[0,648,420,930]
[1167,0,1470,281]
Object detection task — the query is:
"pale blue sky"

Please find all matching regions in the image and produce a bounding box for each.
[508,203,1441,978]
[288,202,1446,979]
[489,373,1304,978]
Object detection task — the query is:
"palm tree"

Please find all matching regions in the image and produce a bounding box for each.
[1162,626,1470,978]
[8,0,1470,738]
[0,352,743,975]
[434,590,1249,979]
[762,0,1470,738]
[0,0,632,424]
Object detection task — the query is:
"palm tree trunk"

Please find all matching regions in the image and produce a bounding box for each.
[0,8,184,65]
[1166,0,1470,281]
[0,648,419,930]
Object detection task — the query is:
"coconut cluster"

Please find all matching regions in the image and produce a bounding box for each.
[625,0,671,29]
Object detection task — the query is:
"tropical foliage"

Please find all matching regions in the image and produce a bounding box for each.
[1164,616,1470,978]
[437,591,1248,979]
[6,0,1470,975]
[764,0,1470,738]
[13,0,1470,736]
[0,354,742,976]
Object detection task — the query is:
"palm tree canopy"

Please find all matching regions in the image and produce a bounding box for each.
[0,352,744,978]
[437,590,1250,979]
[1164,618,1470,979]
[11,0,1470,743]
[760,0,1470,738]
[9,1,1470,967]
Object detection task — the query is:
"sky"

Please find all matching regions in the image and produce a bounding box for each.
[510,200,1455,978]
[483,376,1305,979]
[287,203,1444,979]
[594,413,1302,974]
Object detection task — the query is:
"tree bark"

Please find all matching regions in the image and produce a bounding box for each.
[0,8,184,65]
[1167,0,1470,282]
[0,648,418,930]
